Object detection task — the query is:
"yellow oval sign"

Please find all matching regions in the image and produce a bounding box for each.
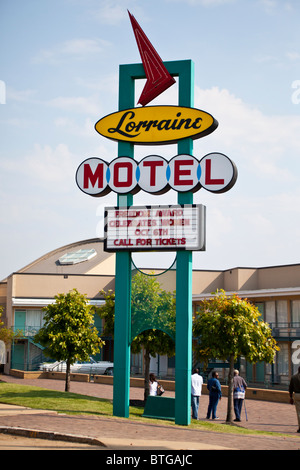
[94,105,218,145]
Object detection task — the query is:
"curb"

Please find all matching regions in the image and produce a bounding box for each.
[0,426,106,447]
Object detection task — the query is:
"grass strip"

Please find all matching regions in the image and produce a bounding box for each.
[0,382,113,416]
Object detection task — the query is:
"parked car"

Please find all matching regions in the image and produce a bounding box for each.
[39,357,113,375]
[104,366,114,376]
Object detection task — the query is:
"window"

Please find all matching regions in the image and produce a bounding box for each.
[58,248,97,265]
[291,300,300,324]
[276,300,288,324]
[265,301,276,325]
[255,303,264,319]
[265,343,289,381]
[277,343,289,376]
[14,309,44,336]
[265,300,288,326]
[26,310,45,329]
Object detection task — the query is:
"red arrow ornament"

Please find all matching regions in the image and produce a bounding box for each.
[128,11,176,106]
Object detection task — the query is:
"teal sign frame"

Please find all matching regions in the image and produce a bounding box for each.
[113,60,194,426]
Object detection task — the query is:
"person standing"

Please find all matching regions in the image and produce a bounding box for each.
[191,368,203,420]
[289,366,300,433]
[206,371,222,420]
[233,369,247,422]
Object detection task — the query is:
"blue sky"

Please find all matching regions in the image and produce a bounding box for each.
[1,0,300,280]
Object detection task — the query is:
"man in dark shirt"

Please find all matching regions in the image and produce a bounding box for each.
[289,366,300,433]
[206,371,222,420]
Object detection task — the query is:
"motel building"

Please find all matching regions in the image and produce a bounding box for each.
[1,237,300,388]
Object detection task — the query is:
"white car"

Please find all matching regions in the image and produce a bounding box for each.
[39,358,113,375]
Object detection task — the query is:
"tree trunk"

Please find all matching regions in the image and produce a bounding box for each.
[144,349,151,403]
[65,359,71,392]
[226,354,235,423]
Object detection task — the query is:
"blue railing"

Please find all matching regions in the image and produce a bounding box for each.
[13,326,42,337]
[269,322,300,339]
[13,326,104,338]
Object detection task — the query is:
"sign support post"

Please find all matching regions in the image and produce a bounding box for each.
[175,60,194,426]
[113,64,135,418]
[112,60,195,423]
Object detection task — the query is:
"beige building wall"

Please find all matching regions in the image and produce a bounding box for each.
[191,264,300,295]
[257,264,300,290]
[11,273,115,299]
[192,270,224,294]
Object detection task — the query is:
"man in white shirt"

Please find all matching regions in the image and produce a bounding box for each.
[191,368,203,420]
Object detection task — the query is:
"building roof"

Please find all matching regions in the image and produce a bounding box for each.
[2,237,300,299]
[13,238,115,276]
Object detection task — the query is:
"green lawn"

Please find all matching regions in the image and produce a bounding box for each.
[0,382,115,417]
[0,381,297,439]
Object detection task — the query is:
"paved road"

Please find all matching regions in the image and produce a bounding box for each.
[0,375,300,451]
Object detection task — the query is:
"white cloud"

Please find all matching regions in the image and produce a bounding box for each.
[1,143,77,192]
[7,88,37,102]
[54,116,96,137]
[46,95,101,116]
[60,39,106,55]
[254,54,279,64]
[259,0,296,14]
[184,85,300,268]
[75,74,119,95]
[260,0,277,10]
[32,38,111,64]
[92,3,127,25]
[88,0,144,25]
[286,51,300,61]
[166,0,235,5]
[194,86,300,183]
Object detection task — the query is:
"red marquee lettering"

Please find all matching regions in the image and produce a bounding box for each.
[113,161,133,187]
[174,159,193,186]
[142,159,164,186]
[76,153,236,196]
[205,159,224,185]
[83,163,104,189]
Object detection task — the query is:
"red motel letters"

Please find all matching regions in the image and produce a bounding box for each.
[76,153,237,197]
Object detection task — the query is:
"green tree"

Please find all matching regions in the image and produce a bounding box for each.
[193,289,279,423]
[0,307,22,346]
[34,289,104,392]
[0,307,14,345]
[96,273,176,401]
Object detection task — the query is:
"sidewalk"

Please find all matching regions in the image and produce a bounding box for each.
[1,375,300,450]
